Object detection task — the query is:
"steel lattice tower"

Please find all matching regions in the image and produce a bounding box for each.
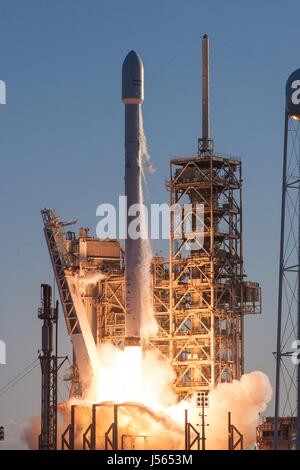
[274,69,300,449]
[38,284,58,450]
[154,35,261,397]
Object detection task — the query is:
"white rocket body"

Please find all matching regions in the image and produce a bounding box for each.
[122,51,144,346]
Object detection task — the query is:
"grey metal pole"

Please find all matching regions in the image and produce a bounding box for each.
[54,300,58,450]
[202,34,210,150]
[297,144,300,451]
[274,112,289,449]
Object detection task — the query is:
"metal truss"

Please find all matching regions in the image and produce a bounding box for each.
[164,154,260,398]
[41,209,81,335]
[97,276,126,348]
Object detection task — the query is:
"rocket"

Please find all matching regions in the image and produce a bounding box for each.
[122,50,144,347]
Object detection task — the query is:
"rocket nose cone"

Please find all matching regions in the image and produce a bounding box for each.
[122,50,144,104]
[123,50,142,66]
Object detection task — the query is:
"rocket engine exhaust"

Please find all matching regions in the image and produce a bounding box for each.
[122,50,144,347]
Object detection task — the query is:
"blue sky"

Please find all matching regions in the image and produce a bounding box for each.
[0,0,298,448]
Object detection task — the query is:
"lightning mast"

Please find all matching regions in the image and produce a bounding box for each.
[163,35,261,397]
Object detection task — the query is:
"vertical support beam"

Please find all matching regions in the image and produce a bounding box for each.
[297,193,300,450]
[38,284,58,451]
[228,411,232,450]
[210,154,215,387]
[69,405,75,450]
[61,405,76,450]
[113,404,118,450]
[240,162,244,376]
[82,424,92,450]
[228,411,243,450]
[91,404,97,450]
[169,160,174,362]
[184,409,188,450]
[274,112,289,450]
[184,408,200,450]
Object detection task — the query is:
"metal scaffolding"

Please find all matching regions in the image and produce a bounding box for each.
[94,149,261,400]
[159,35,261,397]
[38,284,68,450]
[163,153,260,397]
[98,276,126,349]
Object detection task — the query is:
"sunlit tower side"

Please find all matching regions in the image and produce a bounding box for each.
[274,69,300,450]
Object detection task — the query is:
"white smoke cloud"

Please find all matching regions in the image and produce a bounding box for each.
[139,108,156,175]
[139,238,158,339]
[22,416,40,450]
[136,107,159,339]
[21,355,272,450]
[0,419,28,450]
[204,371,272,449]
[75,271,106,288]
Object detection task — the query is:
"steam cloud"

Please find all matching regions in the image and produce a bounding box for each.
[202,371,272,449]
[22,356,272,450]
[75,271,106,288]
[137,108,158,338]
[139,110,156,175]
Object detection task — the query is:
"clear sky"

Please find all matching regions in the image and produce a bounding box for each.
[0,0,298,448]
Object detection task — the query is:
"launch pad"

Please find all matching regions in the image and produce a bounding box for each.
[39,36,261,449]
